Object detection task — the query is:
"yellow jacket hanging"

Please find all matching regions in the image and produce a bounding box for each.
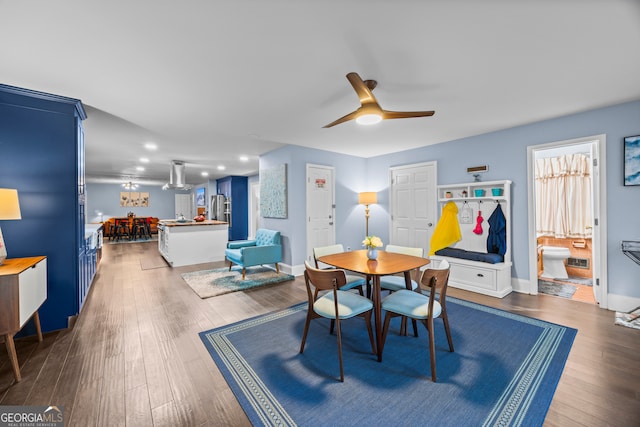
[429,201,462,255]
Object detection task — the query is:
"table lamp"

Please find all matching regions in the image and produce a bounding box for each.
[0,188,22,265]
[358,191,377,236]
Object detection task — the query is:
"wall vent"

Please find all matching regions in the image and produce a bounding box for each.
[567,257,589,269]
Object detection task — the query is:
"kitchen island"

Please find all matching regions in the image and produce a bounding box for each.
[158,220,229,267]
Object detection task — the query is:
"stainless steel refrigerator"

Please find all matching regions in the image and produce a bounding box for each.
[210,194,226,221]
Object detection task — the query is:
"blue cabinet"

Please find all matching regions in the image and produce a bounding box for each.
[217,176,248,241]
[0,84,88,332]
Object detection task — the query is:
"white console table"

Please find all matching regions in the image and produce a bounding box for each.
[0,256,47,382]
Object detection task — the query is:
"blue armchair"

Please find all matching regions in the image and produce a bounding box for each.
[225,229,282,279]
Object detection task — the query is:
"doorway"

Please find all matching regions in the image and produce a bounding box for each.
[527,134,607,308]
[249,182,260,239]
[175,194,193,219]
[306,164,335,264]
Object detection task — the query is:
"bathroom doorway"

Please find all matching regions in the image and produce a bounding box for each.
[527,135,608,307]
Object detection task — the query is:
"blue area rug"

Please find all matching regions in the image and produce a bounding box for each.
[199,298,576,426]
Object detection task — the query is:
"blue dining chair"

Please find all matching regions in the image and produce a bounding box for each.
[379,244,424,293]
[300,261,376,382]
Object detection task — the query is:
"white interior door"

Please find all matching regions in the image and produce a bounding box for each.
[390,161,437,256]
[306,164,335,264]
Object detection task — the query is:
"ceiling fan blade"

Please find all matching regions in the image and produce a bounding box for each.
[346,72,377,104]
[381,110,435,120]
[322,110,359,128]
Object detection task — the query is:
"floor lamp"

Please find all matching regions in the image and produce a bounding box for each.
[358,192,377,236]
[0,189,22,265]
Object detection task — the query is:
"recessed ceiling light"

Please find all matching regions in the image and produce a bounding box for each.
[239,155,249,162]
[217,165,226,171]
[139,157,150,163]
[136,166,145,171]
[144,143,158,150]
[201,171,209,177]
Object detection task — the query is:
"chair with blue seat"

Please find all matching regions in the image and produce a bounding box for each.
[300,261,376,382]
[225,228,282,280]
[313,244,366,296]
[379,244,425,293]
[379,259,454,382]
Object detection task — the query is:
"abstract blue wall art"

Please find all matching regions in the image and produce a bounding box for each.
[624,135,640,186]
[260,164,288,218]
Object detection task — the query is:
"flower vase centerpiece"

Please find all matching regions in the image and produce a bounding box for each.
[362,235,383,260]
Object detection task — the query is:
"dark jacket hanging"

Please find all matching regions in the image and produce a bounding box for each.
[487,203,507,256]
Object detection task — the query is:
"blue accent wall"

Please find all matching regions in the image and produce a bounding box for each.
[0,84,86,332]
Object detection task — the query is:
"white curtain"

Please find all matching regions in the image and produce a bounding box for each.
[535,154,592,238]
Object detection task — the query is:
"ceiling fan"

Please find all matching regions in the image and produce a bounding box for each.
[323,72,435,128]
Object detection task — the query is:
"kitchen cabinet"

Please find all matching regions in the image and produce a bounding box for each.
[158,220,228,267]
[0,84,88,331]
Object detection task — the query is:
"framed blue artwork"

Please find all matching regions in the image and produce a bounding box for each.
[624,135,640,186]
[260,164,287,218]
[196,187,206,206]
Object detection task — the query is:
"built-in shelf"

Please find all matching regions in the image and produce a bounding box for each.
[431,180,513,298]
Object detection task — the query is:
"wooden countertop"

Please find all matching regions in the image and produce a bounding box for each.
[159,220,228,227]
[0,256,47,276]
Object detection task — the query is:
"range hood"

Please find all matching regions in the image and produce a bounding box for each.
[162,160,192,190]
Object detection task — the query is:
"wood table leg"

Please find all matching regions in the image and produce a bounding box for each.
[4,333,21,382]
[34,311,43,342]
[373,276,383,362]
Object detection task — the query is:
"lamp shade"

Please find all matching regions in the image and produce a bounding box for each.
[358,192,377,205]
[0,189,21,220]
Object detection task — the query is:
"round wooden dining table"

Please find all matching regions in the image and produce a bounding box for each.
[317,249,430,361]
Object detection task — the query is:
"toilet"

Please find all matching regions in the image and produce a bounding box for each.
[540,246,571,279]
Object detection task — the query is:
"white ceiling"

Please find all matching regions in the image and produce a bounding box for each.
[2,1,639,185]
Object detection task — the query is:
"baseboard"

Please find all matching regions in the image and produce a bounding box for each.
[607,293,640,313]
[511,277,531,294]
[278,263,305,277]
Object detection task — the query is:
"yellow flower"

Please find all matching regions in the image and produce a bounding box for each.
[362,235,383,248]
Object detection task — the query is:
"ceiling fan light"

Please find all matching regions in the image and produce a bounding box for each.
[356,113,382,125]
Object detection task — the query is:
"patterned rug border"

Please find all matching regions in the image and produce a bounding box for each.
[199,297,577,426]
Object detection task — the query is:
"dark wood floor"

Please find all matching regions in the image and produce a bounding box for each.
[1,242,638,426]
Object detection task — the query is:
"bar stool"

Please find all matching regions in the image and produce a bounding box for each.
[115,218,130,241]
[132,218,150,240]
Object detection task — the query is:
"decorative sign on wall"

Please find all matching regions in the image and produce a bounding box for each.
[120,192,149,207]
[260,164,287,218]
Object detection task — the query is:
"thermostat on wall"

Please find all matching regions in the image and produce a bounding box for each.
[467,165,488,174]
